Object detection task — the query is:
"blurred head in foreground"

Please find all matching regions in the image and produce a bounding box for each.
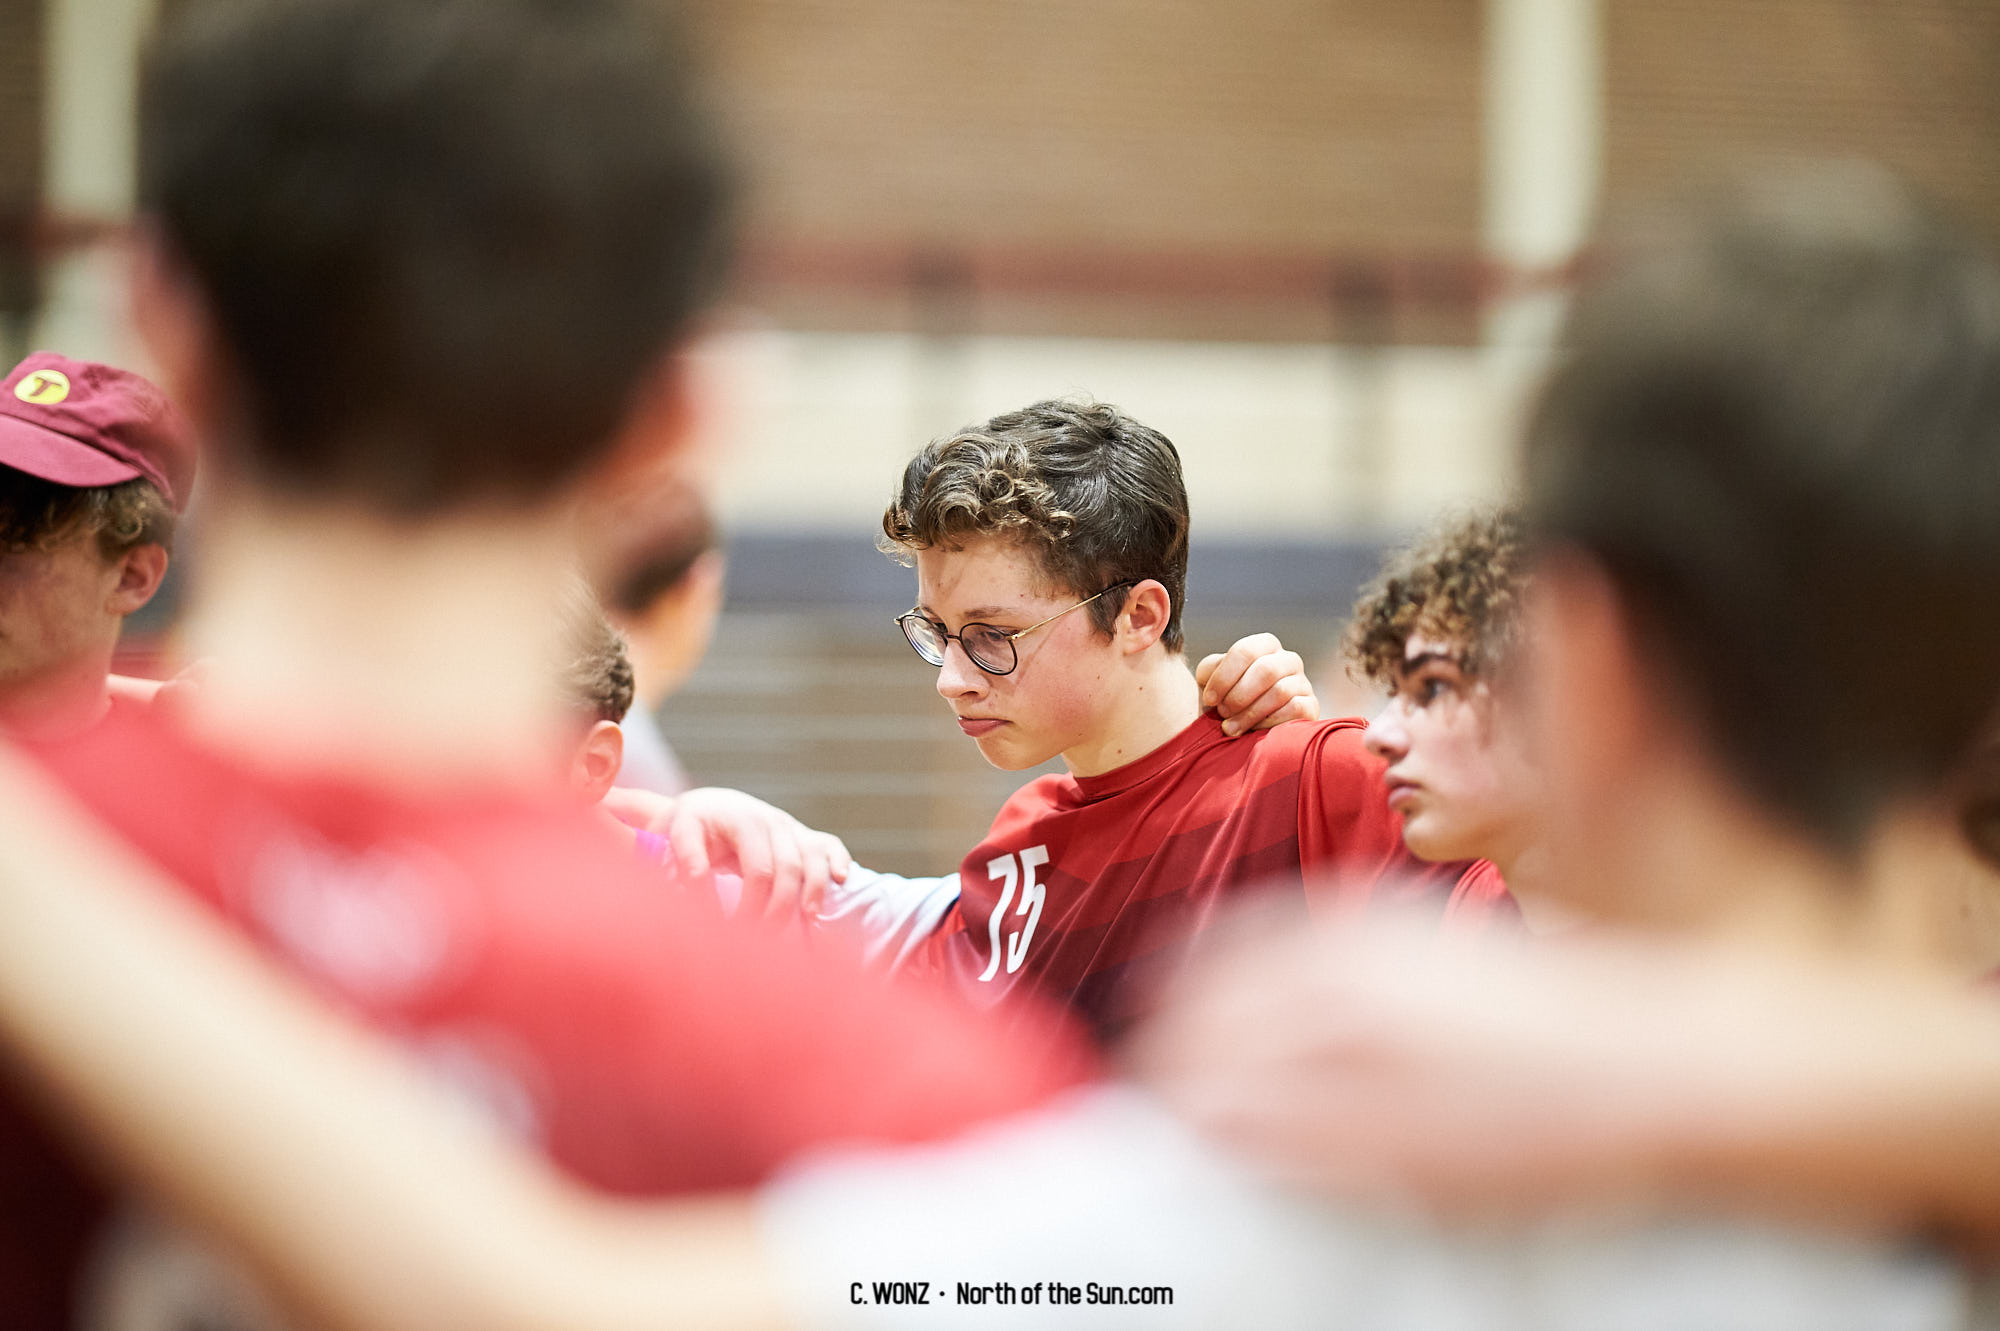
[125,0,733,769]
[1347,507,1542,890]
[594,482,725,709]
[134,0,731,516]
[1521,166,2000,935]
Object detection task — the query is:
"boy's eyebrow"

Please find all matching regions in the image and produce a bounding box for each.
[916,602,1022,622]
[1400,650,1460,673]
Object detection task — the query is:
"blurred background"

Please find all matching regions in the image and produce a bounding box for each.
[7,0,1998,873]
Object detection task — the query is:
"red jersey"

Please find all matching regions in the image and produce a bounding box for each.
[914,714,1486,1038]
[1444,859,1520,932]
[5,708,1092,1329]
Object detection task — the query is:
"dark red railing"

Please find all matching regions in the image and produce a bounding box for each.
[7,211,1586,334]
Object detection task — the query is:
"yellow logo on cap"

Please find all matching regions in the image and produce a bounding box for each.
[15,370,70,406]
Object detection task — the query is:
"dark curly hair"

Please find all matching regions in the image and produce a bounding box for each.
[879,399,1189,651]
[0,467,176,560]
[1344,506,1528,689]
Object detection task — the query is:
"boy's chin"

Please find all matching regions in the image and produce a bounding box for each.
[1401,815,1471,865]
[971,730,1058,772]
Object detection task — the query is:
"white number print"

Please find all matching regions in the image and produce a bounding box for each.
[977,844,1050,982]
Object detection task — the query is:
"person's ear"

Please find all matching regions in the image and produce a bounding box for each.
[571,720,627,804]
[105,543,170,617]
[1115,579,1174,653]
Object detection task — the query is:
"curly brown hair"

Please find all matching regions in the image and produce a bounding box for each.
[0,468,176,561]
[879,399,1189,652]
[1343,506,1528,689]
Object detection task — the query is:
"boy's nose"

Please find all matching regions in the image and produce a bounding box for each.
[1364,702,1409,762]
[935,638,988,700]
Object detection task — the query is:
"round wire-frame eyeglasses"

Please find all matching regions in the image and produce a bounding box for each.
[893,581,1135,676]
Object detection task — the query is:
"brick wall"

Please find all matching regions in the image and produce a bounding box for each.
[685,0,1485,341]
[696,0,2000,337]
[1603,0,2000,240]
[690,0,1481,254]
[40,2,2000,344]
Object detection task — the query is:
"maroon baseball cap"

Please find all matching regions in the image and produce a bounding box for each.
[0,352,196,513]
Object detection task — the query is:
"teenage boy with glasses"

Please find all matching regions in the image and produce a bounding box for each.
[880,399,1502,1039]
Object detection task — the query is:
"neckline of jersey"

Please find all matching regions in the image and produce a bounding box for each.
[1067,712,1233,804]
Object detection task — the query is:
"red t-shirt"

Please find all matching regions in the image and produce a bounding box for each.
[4,708,1093,1328]
[913,714,1490,1038]
[1444,859,1520,932]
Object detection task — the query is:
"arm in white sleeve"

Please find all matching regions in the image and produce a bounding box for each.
[813,868,960,971]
